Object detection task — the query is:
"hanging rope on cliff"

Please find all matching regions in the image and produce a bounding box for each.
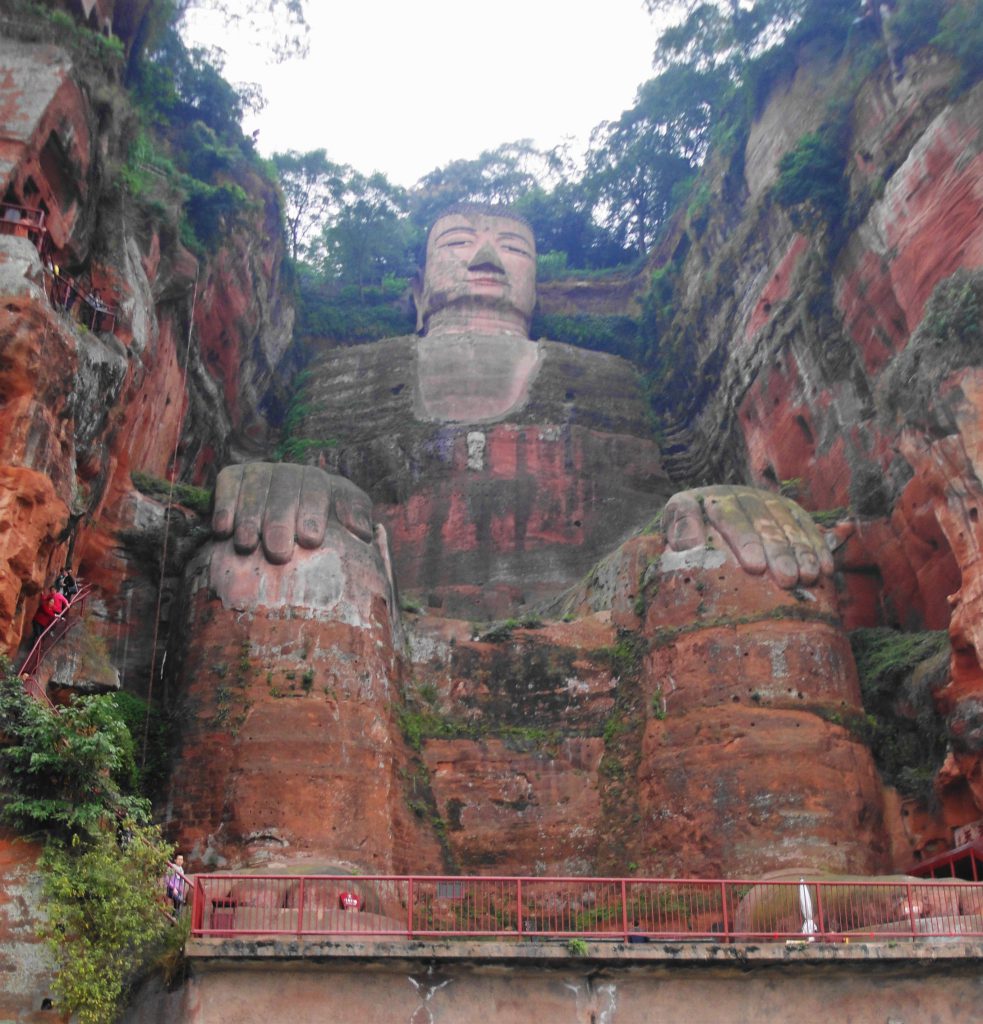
[141,265,199,770]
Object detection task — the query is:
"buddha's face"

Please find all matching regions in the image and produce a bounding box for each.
[417,211,536,332]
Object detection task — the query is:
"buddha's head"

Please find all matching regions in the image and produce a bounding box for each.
[414,204,537,336]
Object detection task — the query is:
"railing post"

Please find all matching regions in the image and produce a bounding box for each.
[720,881,729,941]
[906,881,916,938]
[517,879,523,938]
[814,882,826,941]
[621,879,629,941]
[407,877,414,938]
[297,876,305,937]
[192,878,204,935]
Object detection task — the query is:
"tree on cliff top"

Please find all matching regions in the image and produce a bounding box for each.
[645,0,839,73]
[273,148,346,262]
[318,171,415,295]
[126,0,309,81]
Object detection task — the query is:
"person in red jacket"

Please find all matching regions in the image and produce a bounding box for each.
[31,587,69,643]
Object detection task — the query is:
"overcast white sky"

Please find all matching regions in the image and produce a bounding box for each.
[187,1,662,187]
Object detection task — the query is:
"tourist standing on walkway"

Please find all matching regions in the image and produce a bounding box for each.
[30,587,68,643]
[166,855,188,913]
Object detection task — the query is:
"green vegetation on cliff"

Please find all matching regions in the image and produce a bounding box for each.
[638,0,983,428]
[125,19,277,254]
[850,628,950,802]
[881,268,983,430]
[0,661,175,1024]
[131,470,213,516]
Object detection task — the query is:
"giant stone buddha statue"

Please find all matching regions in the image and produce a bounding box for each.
[168,206,886,877]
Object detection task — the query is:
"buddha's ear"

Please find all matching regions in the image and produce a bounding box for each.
[411,270,425,334]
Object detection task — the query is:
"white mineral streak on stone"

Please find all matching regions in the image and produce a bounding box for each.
[565,676,589,696]
[660,546,728,573]
[405,975,452,1024]
[597,983,619,1024]
[770,637,790,679]
[408,632,450,663]
[122,236,155,356]
[466,430,486,471]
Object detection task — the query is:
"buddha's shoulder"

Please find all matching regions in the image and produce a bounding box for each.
[520,339,652,435]
[300,335,418,421]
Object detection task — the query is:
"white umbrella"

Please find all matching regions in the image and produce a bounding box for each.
[799,879,818,941]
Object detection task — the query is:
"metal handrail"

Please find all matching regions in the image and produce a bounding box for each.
[0,202,118,334]
[0,201,47,246]
[18,582,95,705]
[189,873,983,944]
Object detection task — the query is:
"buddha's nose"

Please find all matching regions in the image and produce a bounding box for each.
[468,242,506,275]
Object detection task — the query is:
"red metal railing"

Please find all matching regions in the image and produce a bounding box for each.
[0,202,47,247]
[18,583,94,705]
[189,874,983,943]
[1,202,118,334]
[47,270,118,334]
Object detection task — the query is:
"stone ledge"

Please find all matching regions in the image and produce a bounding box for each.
[186,935,983,968]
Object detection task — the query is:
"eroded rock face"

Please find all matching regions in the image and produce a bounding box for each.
[405,616,616,874]
[11,24,983,1024]
[0,36,293,690]
[649,42,983,831]
[635,535,886,877]
[0,831,52,1024]
[399,489,887,878]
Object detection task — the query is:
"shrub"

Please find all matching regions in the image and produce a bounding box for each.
[774,130,847,229]
[131,470,212,516]
[106,691,172,800]
[536,250,569,281]
[41,828,173,1024]
[296,272,414,342]
[934,0,983,91]
[0,660,176,1023]
[531,312,641,361]
[0,662,150,838]
[850,628,950,800]
[890,0,943,62]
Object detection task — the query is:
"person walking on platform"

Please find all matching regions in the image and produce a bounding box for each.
[30,587,68,643]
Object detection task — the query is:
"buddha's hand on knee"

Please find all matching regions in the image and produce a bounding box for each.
[663,485,833,589]
[211,463,374,564]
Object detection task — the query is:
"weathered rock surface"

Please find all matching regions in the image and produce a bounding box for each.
[399,515,887,878]
[9,10,983,1021]
[0,831,51,1024]
[405,615,617,874]
[647,38,983,831]
[0,33,293,693]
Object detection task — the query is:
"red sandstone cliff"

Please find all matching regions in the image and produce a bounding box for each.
[641,35,983,838]
[0,28,294,696]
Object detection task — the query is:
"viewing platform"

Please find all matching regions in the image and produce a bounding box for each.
[188,872,983,947]
[181,872,983,1024]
